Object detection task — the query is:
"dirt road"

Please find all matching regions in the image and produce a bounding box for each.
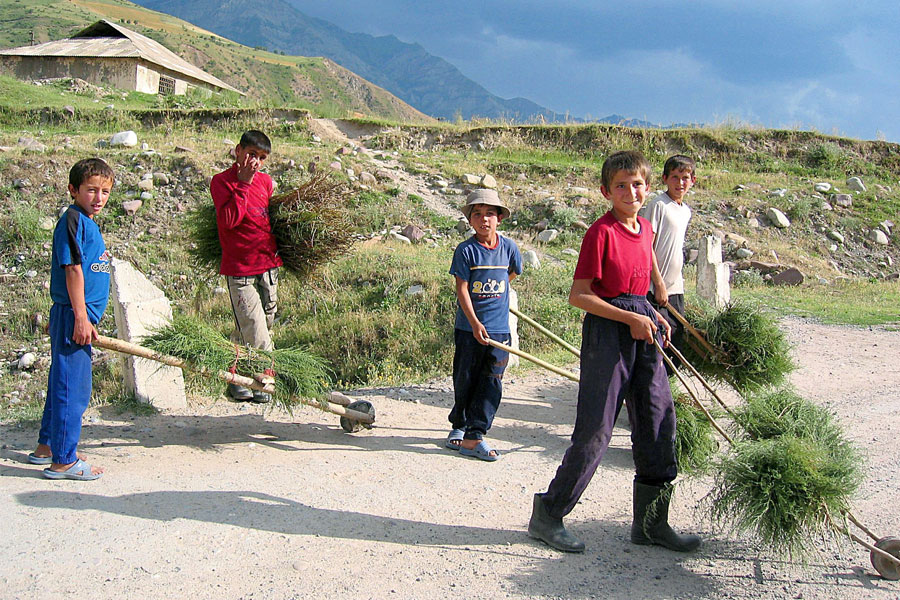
[2,317,899,599]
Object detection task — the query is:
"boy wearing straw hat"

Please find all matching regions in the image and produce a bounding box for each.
[446,189,523,461]
[211,130,282,403]
[528,151,701,553]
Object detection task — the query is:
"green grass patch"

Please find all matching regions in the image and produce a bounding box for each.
[733,279,900,327]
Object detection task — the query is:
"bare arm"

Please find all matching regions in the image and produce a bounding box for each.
[455,276,489,345]
[650,246,668,306]
[64,264,97,345]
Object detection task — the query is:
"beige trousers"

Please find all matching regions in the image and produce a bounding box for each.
[225,268,278,351]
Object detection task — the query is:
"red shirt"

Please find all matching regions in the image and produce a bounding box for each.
[573,211,654,298]
[210,165,283,276]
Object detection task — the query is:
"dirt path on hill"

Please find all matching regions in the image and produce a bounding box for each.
[2,317,899,600]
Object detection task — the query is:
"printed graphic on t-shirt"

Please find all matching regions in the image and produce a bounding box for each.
[91,250,112,273]
[472,278,506,296]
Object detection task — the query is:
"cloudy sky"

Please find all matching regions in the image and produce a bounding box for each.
[288,0,900,142]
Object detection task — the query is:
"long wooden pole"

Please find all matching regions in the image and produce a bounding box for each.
[664,343,736,418]
[94,335,374,424]
[510,307,581,357]
[667,305,718,358]
[485,339,579,382]
[652,337,734,445]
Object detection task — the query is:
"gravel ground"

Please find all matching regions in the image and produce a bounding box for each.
[1,317,899,600]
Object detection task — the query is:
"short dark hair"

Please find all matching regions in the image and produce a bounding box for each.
[663,155,696,177]
[69,158,115,189]
[601,150,652,190]
[239,130,272,153]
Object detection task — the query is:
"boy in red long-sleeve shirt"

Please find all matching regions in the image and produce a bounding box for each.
[210,130,282,403]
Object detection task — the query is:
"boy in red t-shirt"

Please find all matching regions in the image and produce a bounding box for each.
[528,151,701,554]
[210,130,282,403]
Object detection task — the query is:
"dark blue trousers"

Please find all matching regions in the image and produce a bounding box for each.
[450,329,510,440]
[542,295,678,519]
[38,303,94,464]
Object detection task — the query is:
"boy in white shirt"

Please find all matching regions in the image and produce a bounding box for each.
[645,155,695,371]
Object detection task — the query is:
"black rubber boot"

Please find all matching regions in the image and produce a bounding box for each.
[528,493,585,553]
[227,383,253,401]
[630,482,701,552]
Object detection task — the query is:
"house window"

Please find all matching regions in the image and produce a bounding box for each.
[158,75,175,95]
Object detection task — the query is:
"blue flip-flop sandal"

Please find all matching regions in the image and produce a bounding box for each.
[459,440,500,462]
[445,428,465,450]
[27,453,52,465]
[43,458,102,481]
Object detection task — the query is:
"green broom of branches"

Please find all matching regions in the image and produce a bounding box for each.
[683,300,794,394]
[673,388,719,476]
[707,386,864,558]
[142,314,332,412]
[186,171,355,278]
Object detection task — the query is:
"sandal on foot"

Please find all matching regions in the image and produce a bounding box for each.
[459,440,500,462]
[27,453,52,465]
[445,428,465,450]
[43,459,102,481]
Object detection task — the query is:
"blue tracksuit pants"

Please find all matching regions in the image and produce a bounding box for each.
[37,303,94,464]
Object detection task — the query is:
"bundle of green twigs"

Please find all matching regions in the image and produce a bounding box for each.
[186,171,355,278]
[142,314,332,412]
[673,387,719,476]
[707,386,864,558]
[682,300,794,394]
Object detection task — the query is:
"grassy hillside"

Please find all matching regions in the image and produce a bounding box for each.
[0,0,433,122]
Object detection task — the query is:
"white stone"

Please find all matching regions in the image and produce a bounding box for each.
[869,229,889,245]
[389,232,412,244]
[814,182,832,193]
[696,235,730,309]
[480,174,497,189]
[537,229,559,243]
[735,248,754,259]
[766,207,791,228]
[827,230,844,244]
[461,173,481,185]
[846,176,866,192]
[406,284,424,296]
[17,352,36,370]
[110,130,138,147]
[523,250,541,269]
[110,259,186,410]
[507,287,520,369]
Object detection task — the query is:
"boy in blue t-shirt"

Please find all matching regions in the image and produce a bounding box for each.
[446,189,523,461]
[29,158,114,481]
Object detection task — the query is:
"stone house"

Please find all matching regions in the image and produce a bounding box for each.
[0,20,241,96]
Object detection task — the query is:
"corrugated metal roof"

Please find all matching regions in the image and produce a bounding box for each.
[0,20,241,94]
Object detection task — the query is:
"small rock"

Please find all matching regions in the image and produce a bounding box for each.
[461,173,481,186]
[826,231,844,244]
[152,172,170,186]
[359,172,377,186]
[523,250,541,269]
[140,191,153,201]
[389,232,411,244]
[13,178,31,189]
[868,229,889,245]
[735,248,754,259]
[537,229,559,243]
[401,224,425,243]
[122,200,143,216]
[766,207,791,228]
[814,182,832,193]
[110,130,138,147]
[772,267,804,286]
[481,174,497,189]
[328,161,342,171]
[830,193,853,208]
[138,179,154,191]
[406,285,424,296]
[17,352,36,370]
[846,176,866,192]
